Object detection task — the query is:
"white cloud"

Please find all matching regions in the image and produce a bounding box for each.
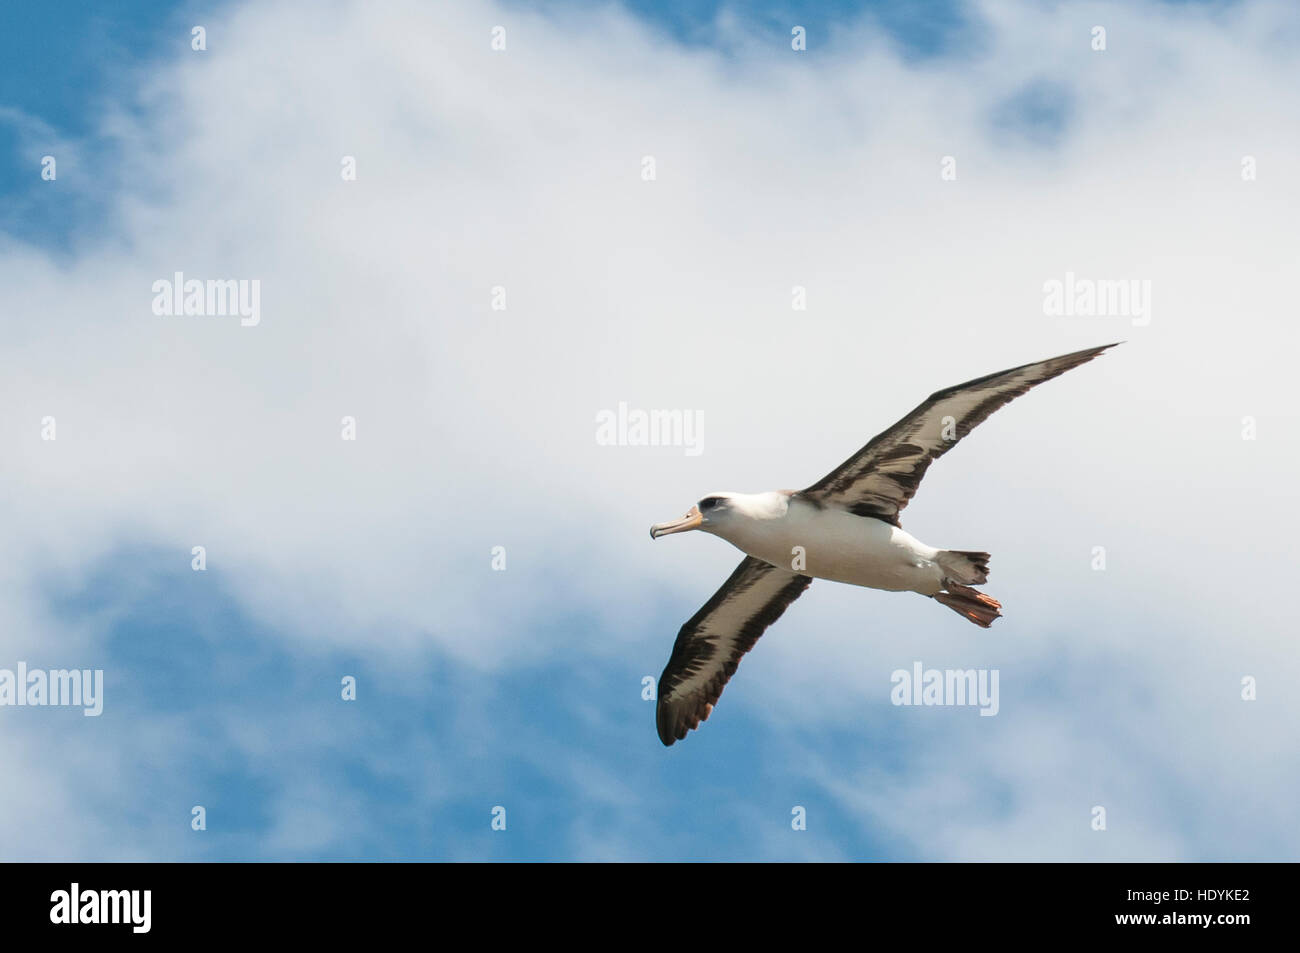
[1,0,1297,859]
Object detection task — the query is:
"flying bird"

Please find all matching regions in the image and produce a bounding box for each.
[649,343,1117,746]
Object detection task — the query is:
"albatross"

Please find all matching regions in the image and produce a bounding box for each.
[649,343,1117,746]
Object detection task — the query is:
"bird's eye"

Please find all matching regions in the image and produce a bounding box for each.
[699,497,719,511]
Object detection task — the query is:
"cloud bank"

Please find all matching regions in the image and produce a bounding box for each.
[1,0,1297,860]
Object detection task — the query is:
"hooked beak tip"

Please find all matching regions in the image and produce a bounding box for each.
[650,506,703,540]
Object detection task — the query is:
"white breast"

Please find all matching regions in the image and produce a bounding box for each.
[713,496,945,595]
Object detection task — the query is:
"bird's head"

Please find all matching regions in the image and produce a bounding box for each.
[649,493,736,539]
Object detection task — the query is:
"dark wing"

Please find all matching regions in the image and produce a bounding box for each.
[799,343,1118,525]
[656,556,812,746]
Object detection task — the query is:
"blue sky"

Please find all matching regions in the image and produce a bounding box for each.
[0,1,170,249]
[0,0,983,246]
[2,0,1297,861]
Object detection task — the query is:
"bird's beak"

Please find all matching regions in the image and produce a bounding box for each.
[650,505,703,540]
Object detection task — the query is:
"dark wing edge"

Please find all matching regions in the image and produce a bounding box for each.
[656,556,812,746]
[799,343,1119,524]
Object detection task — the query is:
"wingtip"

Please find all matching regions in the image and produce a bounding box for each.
[655,702,678,746]
[658,723,685,747]
[1065,341,1121,363]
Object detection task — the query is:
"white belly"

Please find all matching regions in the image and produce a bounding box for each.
[717,500,944,594]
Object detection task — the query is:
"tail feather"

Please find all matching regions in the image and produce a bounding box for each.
[935,582,1003,628]
[936,550,990,586]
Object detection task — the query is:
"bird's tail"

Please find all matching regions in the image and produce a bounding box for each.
[936,549,990,586]
[935,551,999,627]
[934,581,1002,628]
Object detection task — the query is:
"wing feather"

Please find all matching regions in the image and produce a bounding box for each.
[656,556,812,746]
[799,343,1118,524]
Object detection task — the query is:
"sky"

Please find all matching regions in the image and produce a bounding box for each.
[1,0,1297,861]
